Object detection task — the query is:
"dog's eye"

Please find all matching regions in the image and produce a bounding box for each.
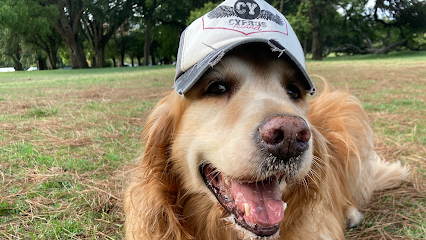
[205,81,230,96]
[286,84,301,100]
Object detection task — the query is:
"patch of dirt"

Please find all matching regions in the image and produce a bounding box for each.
[0,102,31,115]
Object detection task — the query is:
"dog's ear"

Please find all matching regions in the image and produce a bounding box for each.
[124,92,191,240]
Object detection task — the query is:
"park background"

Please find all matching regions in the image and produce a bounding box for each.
[1,0,426,239]
[0,0,425,70]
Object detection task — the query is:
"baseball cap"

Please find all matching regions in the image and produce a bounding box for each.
[174,0,315,96]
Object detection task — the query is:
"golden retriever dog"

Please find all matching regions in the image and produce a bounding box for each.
[124,1,408,238]
[123,43,409,240]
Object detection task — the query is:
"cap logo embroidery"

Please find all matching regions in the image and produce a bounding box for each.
[204,0,287,36]
[234,0,260,19]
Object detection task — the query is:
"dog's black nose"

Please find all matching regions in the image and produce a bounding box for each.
[258,115,311,160]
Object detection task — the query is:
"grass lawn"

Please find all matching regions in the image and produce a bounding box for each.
[1,52,425,239]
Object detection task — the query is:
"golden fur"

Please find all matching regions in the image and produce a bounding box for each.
[124,45,409,240]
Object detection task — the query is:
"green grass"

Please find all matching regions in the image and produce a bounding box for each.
[311,50,426,62]
[0,52,425,239]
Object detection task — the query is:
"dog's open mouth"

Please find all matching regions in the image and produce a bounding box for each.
[201,164,287,237]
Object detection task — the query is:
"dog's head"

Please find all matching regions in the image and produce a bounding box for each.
[169,43,314,238]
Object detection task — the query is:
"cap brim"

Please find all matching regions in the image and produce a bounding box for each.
[174,38,315,96]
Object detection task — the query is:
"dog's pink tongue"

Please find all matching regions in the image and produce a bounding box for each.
[231,178,284,227]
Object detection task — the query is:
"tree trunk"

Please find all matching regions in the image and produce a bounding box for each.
[14,61,23,71]
[137,57,141,66]
[309,3,323,60]
[377,39,407,55]
[331,39,408,55]
[38,44,56,70]
[47,35,58,70]
[151,53,155,66]
[404,40,423,51]
[112,58,116,67]
[121,51,125,67]
[131,56,134,66]
[95,44,105,68]
[279,0,284,13]
[92,57,96,68]
[45,47,57,70]
[54,1,88,69]
[144,14,153,66]
[89,21,109,68]
[37,57,47,70]
[46,51,56,70]
[11,52,23,71]
[310,19,322,60]
[303,38,308,56]
[164,56,170,65]
[65,40,88,68]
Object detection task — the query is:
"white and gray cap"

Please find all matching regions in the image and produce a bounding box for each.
[174,0,315,96]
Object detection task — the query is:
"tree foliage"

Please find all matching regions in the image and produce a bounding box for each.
[329,0,426,55]
[285,2,312,54]
[46,0,89,69]
[1,0,425,69]
[127,28,145,66]
[0,0,60,69]
[81,0,135,68]
[0,29,24,70]
[187,1,220,25]
[134,0,222,65]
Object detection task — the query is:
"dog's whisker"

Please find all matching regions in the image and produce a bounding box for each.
[178,189,191,203]
[212,171,221,180]
[312,157,327,171]
[301,178,310,196]
[308,168,327,189]
[306,172,320,189]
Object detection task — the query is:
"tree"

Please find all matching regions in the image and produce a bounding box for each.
[285,2,312,55]
[186,1,220,24]
[0,0,61,69]
[303,0,345,60]
[106,36,119,67]
[127,29,145,66]
[81,0,135,68]
[0,29,24,70]
[154,24,180,64]
[134,0,221,66]
[25,27,62,69]
[113,23,131,67]
[373,0,426,52]
[330,0,426,55]
[46,0,89,69]
[269,0,340,60]
[134,0,157,66]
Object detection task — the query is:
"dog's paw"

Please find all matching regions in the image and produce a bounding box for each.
[345,206,363,229]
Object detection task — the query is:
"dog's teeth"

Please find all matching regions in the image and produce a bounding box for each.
[283,202,287,212]
[244,203,250,217]
[225,178,231,187]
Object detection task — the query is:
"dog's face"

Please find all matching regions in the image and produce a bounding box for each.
[171,44,313,238]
